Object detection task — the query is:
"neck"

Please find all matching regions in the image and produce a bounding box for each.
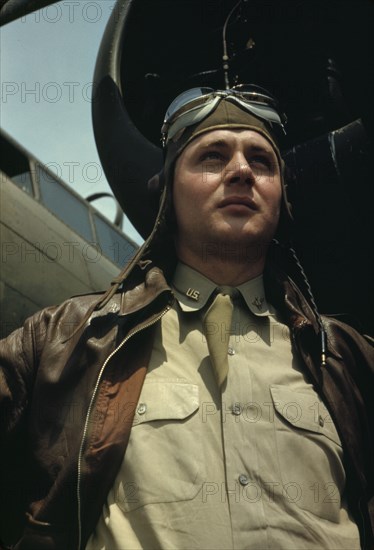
[176,242,267,286]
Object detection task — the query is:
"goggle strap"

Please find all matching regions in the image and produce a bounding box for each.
[231,97,283,125]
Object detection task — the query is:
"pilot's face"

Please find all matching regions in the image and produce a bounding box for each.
[172,128,282,261]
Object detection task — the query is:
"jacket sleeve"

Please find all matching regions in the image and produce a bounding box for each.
[325,318,374,539]
[0,309,52,438]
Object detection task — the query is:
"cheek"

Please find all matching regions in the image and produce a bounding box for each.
[273,188,283,213]
[172,178,196,226]
[173,172,210,215]
[263,178,282,213]
[172,190,183,224]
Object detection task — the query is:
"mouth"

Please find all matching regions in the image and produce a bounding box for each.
[218,196,257,210]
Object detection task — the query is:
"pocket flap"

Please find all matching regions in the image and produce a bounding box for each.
[133,382,199,425]
[270,384,341,444]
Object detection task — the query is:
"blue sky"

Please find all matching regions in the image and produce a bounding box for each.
[1,0,143,244]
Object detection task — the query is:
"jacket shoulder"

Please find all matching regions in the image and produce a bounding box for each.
[322,314,373,350]
[321,315,374,379]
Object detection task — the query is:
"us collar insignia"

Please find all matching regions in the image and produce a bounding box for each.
[186,288,200,301]
[252,296,264,311]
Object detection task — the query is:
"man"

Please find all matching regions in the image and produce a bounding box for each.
[0,88,373,550]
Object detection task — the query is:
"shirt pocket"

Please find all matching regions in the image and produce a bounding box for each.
[269,384,345,523]
[115,381,201,512]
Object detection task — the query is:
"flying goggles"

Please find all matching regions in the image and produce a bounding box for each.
[161,84,287,146]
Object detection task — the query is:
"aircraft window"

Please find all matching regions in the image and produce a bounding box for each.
[1,133,34,195]
[38,166,93,242]
[11,172,34,195]
[94,214,136,267]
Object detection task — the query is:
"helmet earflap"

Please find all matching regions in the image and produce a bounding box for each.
[147,169,165,195]
[147,169,166,215]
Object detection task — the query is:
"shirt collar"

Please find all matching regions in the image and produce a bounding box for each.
[172,262,273,316]
[237,275,273,316]
[172,263,217,312]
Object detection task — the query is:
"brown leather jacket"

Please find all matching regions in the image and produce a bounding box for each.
[0,259,373,550]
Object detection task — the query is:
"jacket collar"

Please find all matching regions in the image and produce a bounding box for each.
[119,263,173,317]
[264,257,320,334]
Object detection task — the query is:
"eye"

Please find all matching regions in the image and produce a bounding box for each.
[249,155,272,167]
[200,150,224,162]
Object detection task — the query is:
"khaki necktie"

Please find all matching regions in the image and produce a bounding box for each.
[203,292,234,387]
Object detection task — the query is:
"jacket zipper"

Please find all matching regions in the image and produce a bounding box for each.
[76,304,171,550]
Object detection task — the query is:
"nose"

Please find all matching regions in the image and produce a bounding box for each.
[224,153,255,186]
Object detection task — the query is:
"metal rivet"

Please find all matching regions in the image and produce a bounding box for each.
[228,347,235,356]
[137,403,147,415]
[318,415,325,427]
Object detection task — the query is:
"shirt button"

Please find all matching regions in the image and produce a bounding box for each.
[232,403,242,416]
[137,403,147,415]
[318,415,325,427]
[228,347,235,356]
[238,474,249,486]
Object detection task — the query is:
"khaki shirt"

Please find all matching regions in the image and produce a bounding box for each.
[87,263,360,549]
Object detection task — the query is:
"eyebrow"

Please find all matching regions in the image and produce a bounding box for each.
[198,138,274,154]
[199,139,228,149]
